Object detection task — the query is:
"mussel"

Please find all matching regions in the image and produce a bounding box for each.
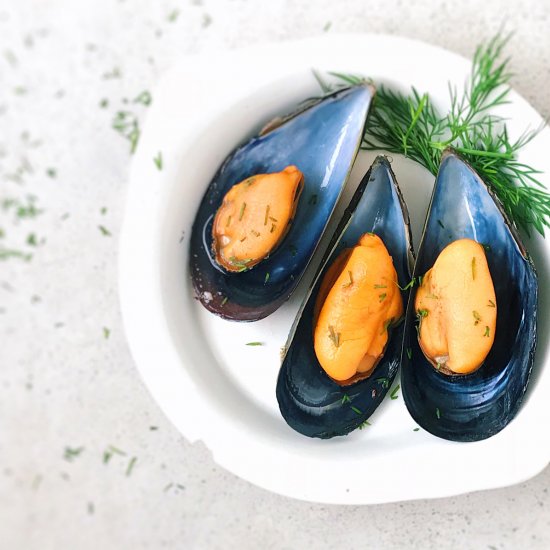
[276,156,414,438]
[401,150,538,442]
[190,84,374,321]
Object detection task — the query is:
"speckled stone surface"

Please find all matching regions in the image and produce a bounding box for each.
[1,0,549,548]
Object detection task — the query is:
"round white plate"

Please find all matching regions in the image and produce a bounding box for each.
[119,34,550,504]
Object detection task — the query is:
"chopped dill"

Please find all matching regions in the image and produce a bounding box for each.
[239,202,246,220]
[390,384,400,400]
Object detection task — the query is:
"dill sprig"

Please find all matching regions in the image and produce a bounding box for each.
[316,34,549,236]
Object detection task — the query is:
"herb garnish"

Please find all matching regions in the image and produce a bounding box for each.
[264,272,270,283]
[471,257,476,280]
[250,229,260,237]
[103,327,110,339]
[328,325,341,348]
[381,318,393,334]
[246,342,264,346]
[351,406,362,415]
[264,205,270,225]
[488,299,496,307]
[406,347,412,360]
[98,225,111,236]
[379,293,387,302]
[153,151,163,170]
[375,377,390,389]
[320,35,550,236]
[484,326,490,337]
[473,311,481,325]
[239,202,246,220]
[396,277,416,291]
[134,90,152,106]
[226,215,232,227]
[358,419,371,429]
[126,456,137,477]
[220,296,228,306]
[389,384,400,400]
[436,408,441,419]
[374,284,387,289]
[341,394,351,404]
[64,446,84,462]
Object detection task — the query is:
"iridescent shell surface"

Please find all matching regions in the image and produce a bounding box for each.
[401,151,538,442]
[276,157,414,438]
[189,85,374,321]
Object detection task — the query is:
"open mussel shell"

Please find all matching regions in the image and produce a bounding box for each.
[190,84,374,321]
[276,156,414,438]
[401,150,538,442]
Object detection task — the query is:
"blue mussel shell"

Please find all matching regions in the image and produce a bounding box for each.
[190,85,373,321]
[401,151,538,442]
[276,156,414,438]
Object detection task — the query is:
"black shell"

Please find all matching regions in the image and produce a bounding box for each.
[401,151,538,442]
[276,157,414,438]
[189,85,374,321]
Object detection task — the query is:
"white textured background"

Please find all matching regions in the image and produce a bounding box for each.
[1,1,549,548]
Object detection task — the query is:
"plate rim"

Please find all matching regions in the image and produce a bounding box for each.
[119,32,550,504]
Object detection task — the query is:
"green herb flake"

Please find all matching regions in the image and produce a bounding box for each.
[134,90,152,106]
[238,202,246,221]
[436,408,441,419]
[103,327,110,339]
[270,224,276,233]
[328,325,341,348]
[488,299,496,307]
[46,167,57,178]
[351,406,362,415]
[153,151,163,170]
[246,342,264,346]
[406,347,412,360]
[100,207,107,215]
[126,456,137,477]
[374,284,387,289]
[473,310,481,325]
[413,427,420,432]
[264,205,270,226]
[376,377,390,389]
[250,229,260,237]
[98,225,111,236]
[379,293,387,302]
[226,215,231,227]
[264,272,270,284]
[63,446,84,462]
[167,9,180,22]
[381,318,393,334]
[26,233,37,246]
[220,296,228,306]
[471,257,476,280]
[389,384,400,400]
[358,419,371,429]
[396,277,416,291]
[99,98,109,109]
[341,394,351,404]
[484,326,490,337]
[323,21,332,32]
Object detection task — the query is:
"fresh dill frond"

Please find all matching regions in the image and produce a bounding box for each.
[318,34,549,236]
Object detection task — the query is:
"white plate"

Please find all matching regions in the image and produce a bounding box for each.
[119,34,550,504]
